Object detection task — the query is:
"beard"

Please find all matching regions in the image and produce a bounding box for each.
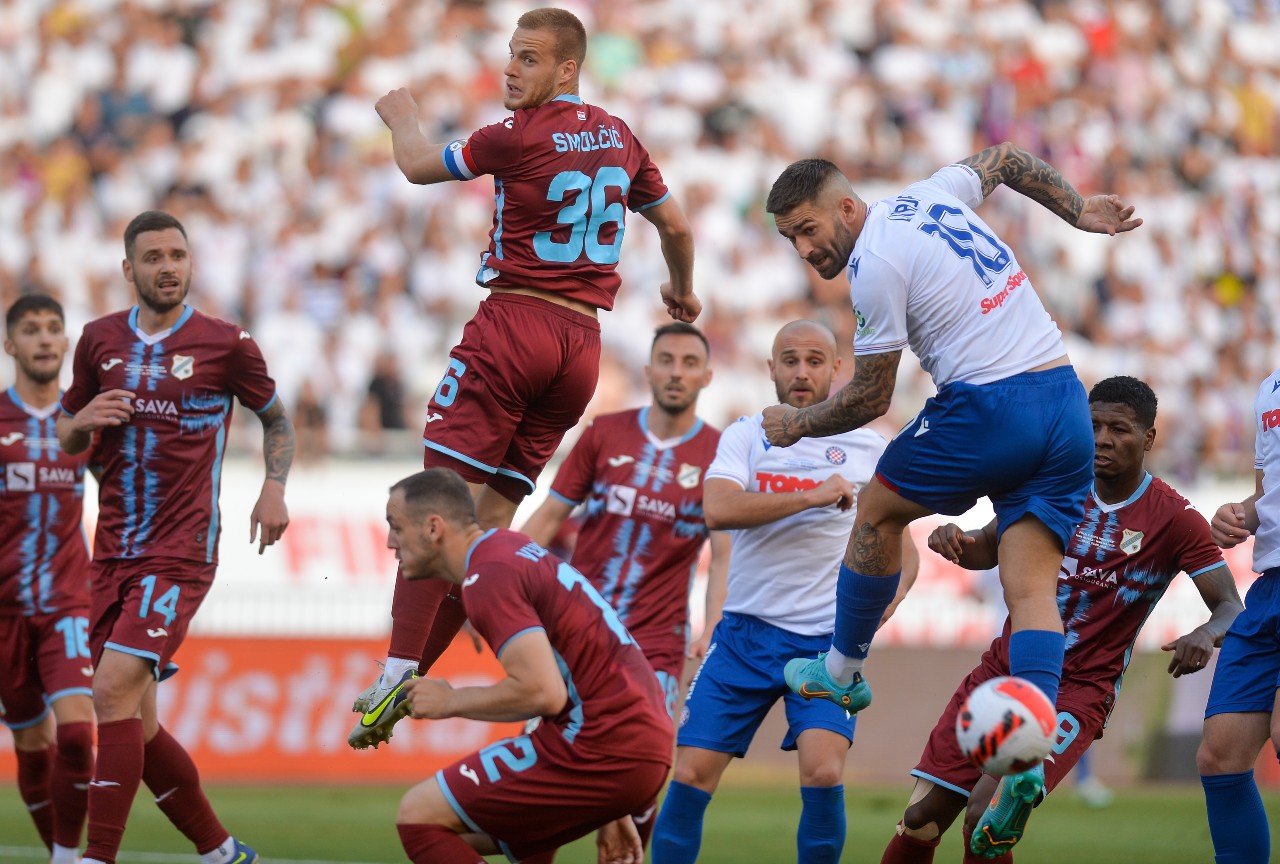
[136,276,191,313]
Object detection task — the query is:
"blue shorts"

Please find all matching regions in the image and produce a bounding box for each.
[877,365,1092,549]
[1205,571,1280,718]
[677,612,856,756]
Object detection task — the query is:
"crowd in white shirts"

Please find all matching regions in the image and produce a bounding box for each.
[2,0,1278,480]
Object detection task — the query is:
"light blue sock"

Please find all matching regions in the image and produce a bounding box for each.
[832,565,900,659]
[651,781,712,864]
[1008,628,1064,706]
[797,785,845,864]
[1202,770,1271,863]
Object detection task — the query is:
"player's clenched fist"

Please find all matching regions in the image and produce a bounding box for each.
[1210,502,1252,548]
[928,523,975,563]
[404,676,454,720]
[808,473,854,511]
[375,87,419,129]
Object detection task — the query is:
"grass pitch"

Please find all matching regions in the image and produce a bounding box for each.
[0,777,1270,862]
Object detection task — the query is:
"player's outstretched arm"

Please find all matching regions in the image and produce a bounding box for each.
[250,399,294,554]
[375,87,458,185]
[704,475,852,531]
[763,350,901,447]
[1161,564,1244,677]
[958,142,1141,235]
[56,389,136,455]
[405,629,567,723]
[639,197,700,323]
[519,496,574,548]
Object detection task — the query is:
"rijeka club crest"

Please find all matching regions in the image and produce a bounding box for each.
[171,354,195,381]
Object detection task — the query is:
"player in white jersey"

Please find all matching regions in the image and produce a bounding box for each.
[760,145,1141,739]
[650,320,919,864]
[1199,368,1280,864]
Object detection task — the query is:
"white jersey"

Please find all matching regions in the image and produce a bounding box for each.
[848,164,1066,388]
[706,414,886,635]
[1250,368,1280,573]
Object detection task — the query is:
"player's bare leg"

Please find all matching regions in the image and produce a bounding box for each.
[397,778,493,863]
[1198,707,1275,864]
[881,778,967,863]
[786,480,930,711]
[651,747,734,863]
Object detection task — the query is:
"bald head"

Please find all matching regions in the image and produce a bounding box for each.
[769,320,841,408]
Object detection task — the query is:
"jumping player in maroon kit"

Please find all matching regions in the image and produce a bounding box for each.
[1,295,96,864]
[880,377,1243,863]
[350,6,701,750]
[56,211,295,864]
[383,468,672,864]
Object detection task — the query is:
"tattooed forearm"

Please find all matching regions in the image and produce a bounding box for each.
[959,142,1083,227]
[259,401,295,485]
[787,351,902,439]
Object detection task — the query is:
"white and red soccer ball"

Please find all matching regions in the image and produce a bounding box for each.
[956,676,1056,776]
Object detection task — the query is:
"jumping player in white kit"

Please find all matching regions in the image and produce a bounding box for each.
[761,146,1142,824]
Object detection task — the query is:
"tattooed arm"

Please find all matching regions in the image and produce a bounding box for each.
[959,142,1142,235]
[762,351,901,447]
[250,399,294,553]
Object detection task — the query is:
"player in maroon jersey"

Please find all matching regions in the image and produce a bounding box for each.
[56,211,295,864]
[383,468,672,864]
[351,6,702,751]
[880,377,1244,864]
[0,295,96,864]
[517,321,725,863]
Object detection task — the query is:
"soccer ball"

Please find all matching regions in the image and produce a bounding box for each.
[956,676,1056,776]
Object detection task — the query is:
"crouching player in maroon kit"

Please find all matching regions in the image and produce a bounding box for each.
[350,6,701,749]
[385,468,672,864]
[56,211,295,864]
[1,295,96,863]
[881,377,1244,863]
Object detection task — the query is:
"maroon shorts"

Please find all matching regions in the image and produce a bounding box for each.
[911,650,1106,797]
[0,608,94,728]
[89,557,216,681]
[421,293,601,502]
[434,727,668,861]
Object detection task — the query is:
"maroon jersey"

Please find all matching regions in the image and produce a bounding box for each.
[548,408,719,667]
[442,95,670,310]
[60,306,278,565]
[989,474,1224,714]
[463,529,673,763]
[0,388,93,615]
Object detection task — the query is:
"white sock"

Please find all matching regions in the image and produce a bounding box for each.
[198,835,235,864]
[381,656,418,688]
[824,647,863,687]
[52,847,81,864]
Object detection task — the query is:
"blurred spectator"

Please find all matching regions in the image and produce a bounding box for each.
[0,0,1274,482]
[359,350,409,454]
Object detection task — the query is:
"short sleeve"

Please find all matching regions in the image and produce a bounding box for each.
[623,126,669,212]
[850,251,910,355]
[1174,504,1228,578]
[443,116,524,181]
[705,416,760,489]
[549,421,601,506]
[228,329,278,413]
[59,329,100,417]
[907,164,985,210]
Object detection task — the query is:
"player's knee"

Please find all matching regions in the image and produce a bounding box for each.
[1196,734,1248,776]
[670,759,720,794]
[397,781,451,826]
[11,718,55,751]
[799,761,844,789]
[901,801,944,842]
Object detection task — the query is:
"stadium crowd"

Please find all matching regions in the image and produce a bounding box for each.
[1,0,1278,480]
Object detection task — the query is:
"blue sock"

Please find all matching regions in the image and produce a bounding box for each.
[797,785,845,864]
[651,781,712,864]
[832,565,900,659]
[1008,628,1064,706]
[1202,770,1270,863]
